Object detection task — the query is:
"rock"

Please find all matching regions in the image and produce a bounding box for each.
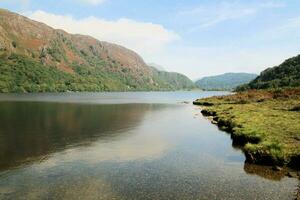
[272,166,282,171]
[286,171,298,178]
[212,120,218,124]
[180,101,189,104]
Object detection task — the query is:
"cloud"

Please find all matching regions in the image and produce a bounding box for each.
[179,1,285,29]
[259,1,285,8]
[26,10,180,57]
[180,4,255,28]
[79,0,106,5]
[254,15,300,41]
[281,16,300,31]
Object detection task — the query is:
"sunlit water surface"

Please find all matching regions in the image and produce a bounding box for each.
[0,92,298,200]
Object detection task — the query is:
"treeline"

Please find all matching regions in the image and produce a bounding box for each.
[0,54,196,93]
[237,55,300,91]
[0,54,136,93]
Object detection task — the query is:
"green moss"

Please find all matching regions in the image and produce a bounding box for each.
[194,89,300,166]
[11,41,17,48]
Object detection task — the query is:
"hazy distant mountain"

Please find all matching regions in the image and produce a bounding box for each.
[148,63,165,71]
[237,55,300,91]
[196,73,257,91]
[0,9,196,92]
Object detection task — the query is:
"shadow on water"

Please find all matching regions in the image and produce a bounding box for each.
[0,102,166,171]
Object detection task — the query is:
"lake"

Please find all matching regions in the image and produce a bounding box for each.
[0,92,298,200]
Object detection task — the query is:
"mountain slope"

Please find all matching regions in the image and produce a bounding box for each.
[237,55,300,91]
[148,63,165,71]
[0,9,196,92]
[196,73,257,91]
[149,67,196,90]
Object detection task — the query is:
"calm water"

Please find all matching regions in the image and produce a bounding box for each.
[0,92,298,200]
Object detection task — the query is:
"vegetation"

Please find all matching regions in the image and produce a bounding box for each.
[0,54,196,93]
[237,55,300,91]
[193,88,300,167]
[151,67,196,90]
[196,73,257,91]
[0,54,105,92]
[0,9,197,93]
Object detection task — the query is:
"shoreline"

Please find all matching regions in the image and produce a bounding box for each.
[193,89,300,170]
[196,104,300,169]
[193,90,300,199]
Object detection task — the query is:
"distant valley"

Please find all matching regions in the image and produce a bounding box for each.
[195,73,257,91]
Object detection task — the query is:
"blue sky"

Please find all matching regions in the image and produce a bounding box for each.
[1,0,300,79]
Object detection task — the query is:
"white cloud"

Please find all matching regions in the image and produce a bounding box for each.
[179,1,285,29]
[26,10,180,58]
[180,4,255,28]
[281,16,300,31]
[253,15,300,41]
[259,1,285,8]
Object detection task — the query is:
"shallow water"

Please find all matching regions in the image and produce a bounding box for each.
[0,92,298,200]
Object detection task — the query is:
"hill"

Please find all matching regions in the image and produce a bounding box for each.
[194,88,300,167]
[195,73,257,91]
[237,55,300,91]
[0,9,196,92]
[149,66,196,90]
[148,63,165,71]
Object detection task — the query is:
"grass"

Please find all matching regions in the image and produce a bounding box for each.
[194,88,300,167]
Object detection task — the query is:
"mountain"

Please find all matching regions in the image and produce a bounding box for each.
[237,55,300,91]
[195,73,257,91]
[149,66,196,90]
[0,9,196,92]
[148,63,165,71]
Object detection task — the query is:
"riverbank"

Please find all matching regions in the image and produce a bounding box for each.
[193,88,300,168]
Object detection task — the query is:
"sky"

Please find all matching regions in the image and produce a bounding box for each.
[0,0,300,80]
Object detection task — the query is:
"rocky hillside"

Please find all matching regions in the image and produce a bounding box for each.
[196,73,257,91]
[237,55,300,91]
[0,9,196,92]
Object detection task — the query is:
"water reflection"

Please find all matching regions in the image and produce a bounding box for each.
[200,110,299,182]
[0,102,170,171]
[0,92,298,200]
[244,163,288,181]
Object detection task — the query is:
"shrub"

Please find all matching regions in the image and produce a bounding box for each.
[11,41,17,48]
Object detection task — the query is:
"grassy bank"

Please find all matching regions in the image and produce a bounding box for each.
[193,88,300,168]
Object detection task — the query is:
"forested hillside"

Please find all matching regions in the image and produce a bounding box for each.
[237,55,300,91]
[0,9,196,92]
